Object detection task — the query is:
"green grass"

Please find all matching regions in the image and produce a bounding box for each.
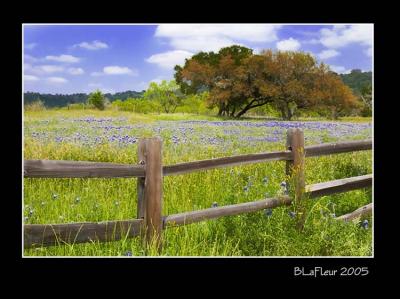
[23,110,372,256]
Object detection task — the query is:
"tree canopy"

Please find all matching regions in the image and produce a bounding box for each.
[174,45,359,119]
[87,89,106,110]
[144,80,183,113]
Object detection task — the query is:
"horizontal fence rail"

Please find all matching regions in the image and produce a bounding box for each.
[24,160,145,178]
[163,150,292,176]
[24,219,143,248]
[24,173,373,248]
[164,196,293,227]
[305,139,372,157]
[336,203,372,222]
[23,133,373,251]
[24,139,371,178]
[306,174,373,199]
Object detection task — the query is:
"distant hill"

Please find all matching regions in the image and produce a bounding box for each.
[24,90,145,107]
[340,69,372,96]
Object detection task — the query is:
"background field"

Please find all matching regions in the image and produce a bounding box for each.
[23,110,372,256]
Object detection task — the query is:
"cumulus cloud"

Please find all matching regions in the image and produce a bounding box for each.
[47,77,68,83]
[29,65,64,74]
[73,40,109,50]
[319,24,373,49]
[46,54,80,63]
[154,24,281,52]
[67,67,85,75]
[276,38,301,51]
[24,54,39,63]
[365,47,373,57]
[24,75,39,81]
[91,66,137,76]
[329,65,351,74]
[146,50,194,69]
[103,66,134,75]
[318,49,340,60]
[25,43,37,50]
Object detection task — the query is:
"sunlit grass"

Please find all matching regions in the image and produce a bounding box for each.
[23,110,372,256]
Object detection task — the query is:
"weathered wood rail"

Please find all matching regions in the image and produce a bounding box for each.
[23,130,373,250]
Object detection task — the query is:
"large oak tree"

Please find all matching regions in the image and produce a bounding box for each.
[174,45,358,119]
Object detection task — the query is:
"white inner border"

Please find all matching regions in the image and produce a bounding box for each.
[22,23,374,258]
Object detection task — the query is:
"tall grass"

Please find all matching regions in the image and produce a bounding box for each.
[23,110,372,256]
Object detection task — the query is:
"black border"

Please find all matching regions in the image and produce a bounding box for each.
[7,5,392,283]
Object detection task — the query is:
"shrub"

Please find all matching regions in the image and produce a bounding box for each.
[25,99,46,111]
[87,90,105,110]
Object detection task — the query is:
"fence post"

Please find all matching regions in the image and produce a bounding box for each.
[286,129,306,231]
[137,138,163,252]
[137,141,146,219]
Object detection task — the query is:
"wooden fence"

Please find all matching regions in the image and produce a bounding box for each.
[23,129,373,250]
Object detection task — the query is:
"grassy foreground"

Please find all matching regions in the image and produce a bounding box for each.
[23,110,373,256]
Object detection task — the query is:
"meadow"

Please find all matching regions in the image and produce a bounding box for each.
[23,110,373,256]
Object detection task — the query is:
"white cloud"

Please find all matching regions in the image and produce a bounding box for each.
[150,77,166,84]
[67,67,85,75]
[276,38,301,51]
[25,43,37,50]
[103,66,135,75]
[47,77,68,83]
[99,88,115,94]
[73,40,109,50]
[46,54,80,63]
[146,50,194,69]
[24,75,39,81]
[91,66,137,76]
[154,24,281,52]
[365,47,373,57]
[29,65,64,74]
[90,72,103,77]
[318,49,340,60]
[319,24,373,49]
[24,54,39,63]
[329,65,351,74]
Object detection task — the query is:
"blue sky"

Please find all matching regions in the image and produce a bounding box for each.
[23,24,373,94]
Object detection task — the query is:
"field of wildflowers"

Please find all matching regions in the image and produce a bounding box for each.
[23,110,372,256]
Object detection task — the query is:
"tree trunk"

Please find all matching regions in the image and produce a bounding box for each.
[229,106,236,117]
[329,107,339,120]
[287,108,293,121]
[280,104,293,121]
[235,103,267,118]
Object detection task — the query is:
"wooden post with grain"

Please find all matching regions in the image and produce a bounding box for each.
[137,138,163,251]
[286,129,306,231]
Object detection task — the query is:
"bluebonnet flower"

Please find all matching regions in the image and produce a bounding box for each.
[125,251,133,256]
[289,211,296,218]
[211,202,218,208]
[265,208,273,217]
[280,182,289,195]
[361,219,369,229]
